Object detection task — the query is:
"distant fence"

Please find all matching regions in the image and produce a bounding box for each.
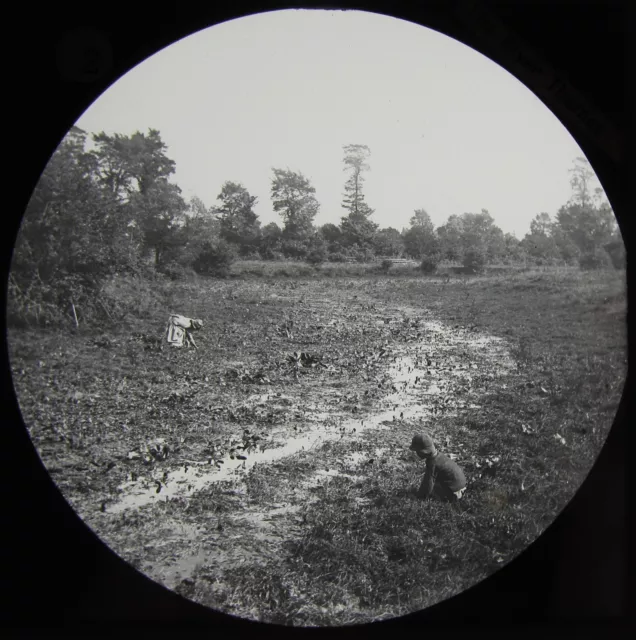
[375,257,417,265]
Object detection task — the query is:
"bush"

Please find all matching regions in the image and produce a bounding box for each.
[362,247,376,263]
[462,247,487,274]
[307,247,328,267]
[579,248,613,271]
[280,239,309,260]
[6,275,69,328]
[419,255,440,274]
[260,248,285,261]
[603,239,626,270]
[158,261,192,281]
[7,270,112,329]
[192,240,237,277]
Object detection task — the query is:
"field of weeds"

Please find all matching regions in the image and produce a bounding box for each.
[8,267,626,626]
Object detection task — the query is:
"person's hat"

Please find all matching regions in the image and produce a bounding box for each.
[409,432,436,455]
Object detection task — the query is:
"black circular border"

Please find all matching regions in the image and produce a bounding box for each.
[2,1,633,637]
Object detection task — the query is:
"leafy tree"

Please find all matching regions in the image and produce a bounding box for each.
[319,223,344,254]
[259,222,284,259]
[340,215,378,250]
[557,156,618,267]
[568,156,599,208]
[217,181,261,256]
[91,128,177,200]
[270,168,320,247]
[188,195,212,220]
[521,213,560,264]
[551,226,581,264]
[171,196,221,269]
[410,208,435,231]
[91,128,186,266]
[129,179,187,266]
[520,232,561,265]
[530,212,553,236]
[10,126,135,326]
[403,227,439,260]
[501,233,526,264]
[437,210,504,264]
[306,234,328,266]
[460,210,501,256]
[373,227,404,257]
[486,226,506,263]
[403,209,438,260]
[340,144,378,248]
[436,215,465,261]
[554,201,615,256]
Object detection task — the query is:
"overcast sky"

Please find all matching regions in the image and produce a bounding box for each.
[74,9,596,238]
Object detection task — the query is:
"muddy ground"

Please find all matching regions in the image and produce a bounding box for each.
[9,270,626,625]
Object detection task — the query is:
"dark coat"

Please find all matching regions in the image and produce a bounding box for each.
[417,452,466,500]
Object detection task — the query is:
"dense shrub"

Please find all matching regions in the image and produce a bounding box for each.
[419,255,440,274]
[6,275,69,328]
[280,239,309,260]
[260,248,286,261]
[462,247,487,274]
[192,240,237,277]
[307,247,328,267]
[158,261,193,281]
[579,248,613,271]
[603,239,626,270]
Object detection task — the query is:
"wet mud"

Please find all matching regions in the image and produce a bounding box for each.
[98,315,516,593]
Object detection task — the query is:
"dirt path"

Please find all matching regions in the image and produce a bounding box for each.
[94,299,517,593]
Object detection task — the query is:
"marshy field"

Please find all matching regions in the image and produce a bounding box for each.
[8,263,627,626]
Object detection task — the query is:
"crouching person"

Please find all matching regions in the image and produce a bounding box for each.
[165,314,203,349]
[409,432,466,502]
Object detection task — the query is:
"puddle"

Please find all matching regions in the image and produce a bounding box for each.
[107,320,515,514]
[151,505,304,589]
[105,315,518,597]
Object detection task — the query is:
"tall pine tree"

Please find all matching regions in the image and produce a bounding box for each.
[340,144,378,249]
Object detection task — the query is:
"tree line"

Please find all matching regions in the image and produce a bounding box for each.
[9,127,625,326]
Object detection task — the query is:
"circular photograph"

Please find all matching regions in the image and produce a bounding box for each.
[7,9,627,627]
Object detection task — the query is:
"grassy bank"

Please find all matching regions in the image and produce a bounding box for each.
[228,259,582,280]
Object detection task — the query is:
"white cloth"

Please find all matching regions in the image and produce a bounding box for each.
[165,314,203,348]
[453,487,466,500]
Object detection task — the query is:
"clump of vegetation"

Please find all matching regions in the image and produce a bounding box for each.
[604,235,626,269]
[579,248,613,271]
[7,125,624,333]
[192,240,237,277]
[380,259,393,274]
[462,247,487,274]
[419,255,440,274]
[306,247,328,267]
[158,261,193,281]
